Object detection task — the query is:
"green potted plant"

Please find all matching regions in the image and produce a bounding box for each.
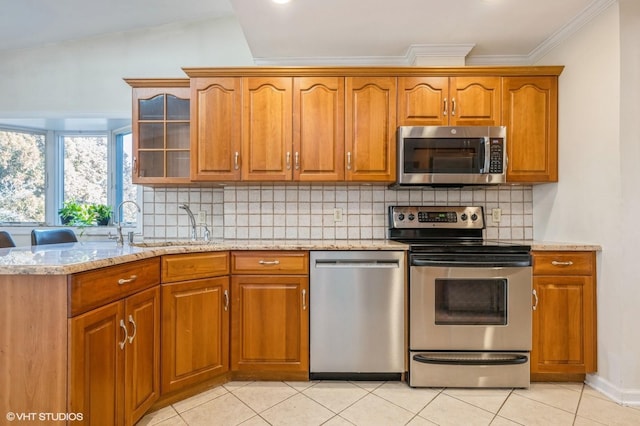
[58,200,83,225]
[90,204,112,226]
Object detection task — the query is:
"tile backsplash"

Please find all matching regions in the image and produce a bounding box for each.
[142,184,533,241]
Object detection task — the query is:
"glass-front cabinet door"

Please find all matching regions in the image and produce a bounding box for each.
[126,79,191,184]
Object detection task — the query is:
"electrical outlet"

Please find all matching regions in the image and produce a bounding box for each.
[333,208,343,222]
[492,208,502,223]
[197,210,207,224]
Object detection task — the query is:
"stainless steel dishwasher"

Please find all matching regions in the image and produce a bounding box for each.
[309,251,405,380]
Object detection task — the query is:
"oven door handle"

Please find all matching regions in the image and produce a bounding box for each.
[411,259,531,268]
[413,353,528,366]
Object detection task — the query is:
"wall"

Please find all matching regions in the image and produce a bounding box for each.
[536,1,640,404]
[141,185,533,242]
[0,16,254,119]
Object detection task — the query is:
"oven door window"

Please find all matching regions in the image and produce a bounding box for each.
[403,137,485,174]
[434,278,507,325]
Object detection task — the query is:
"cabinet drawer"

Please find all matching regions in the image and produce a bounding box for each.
[69,257,160,316]
[161,251,229,283]
[532,251,595,275]
[231,251,309,274]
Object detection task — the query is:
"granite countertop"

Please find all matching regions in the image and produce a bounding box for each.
[0,239,408,275]
[0,238,601,275]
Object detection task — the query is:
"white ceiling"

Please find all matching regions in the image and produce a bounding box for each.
[0,0,614,64]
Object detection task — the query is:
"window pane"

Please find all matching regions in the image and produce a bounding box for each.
[120,132,139,224]
[63,135,108,205]
[0,129,46,222]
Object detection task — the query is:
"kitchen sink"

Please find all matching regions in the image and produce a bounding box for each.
[130,240,220,248]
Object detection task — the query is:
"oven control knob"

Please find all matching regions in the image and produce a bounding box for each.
[471,213,478,221]
[398,213,405,221]
[408,213,415,221]
[460,213,468,221]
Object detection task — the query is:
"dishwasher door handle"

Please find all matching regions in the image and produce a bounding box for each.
[314,260,400,268]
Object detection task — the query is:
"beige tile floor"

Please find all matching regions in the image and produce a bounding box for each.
[138,381,640,426]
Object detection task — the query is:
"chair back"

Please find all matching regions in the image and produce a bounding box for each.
[0,231,16,248]
[31,228,78,246]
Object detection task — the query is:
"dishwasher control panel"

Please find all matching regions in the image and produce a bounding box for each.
[389,206,484,229]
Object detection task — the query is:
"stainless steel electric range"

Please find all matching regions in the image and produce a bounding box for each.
[388,205,533,388]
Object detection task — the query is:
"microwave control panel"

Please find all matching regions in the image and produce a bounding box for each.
[488,138,504,174]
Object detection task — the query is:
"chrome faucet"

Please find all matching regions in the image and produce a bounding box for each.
[115,200,141,246]
[179,204,198,241]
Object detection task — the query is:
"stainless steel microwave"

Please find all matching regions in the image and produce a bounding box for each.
[395,126,507,186]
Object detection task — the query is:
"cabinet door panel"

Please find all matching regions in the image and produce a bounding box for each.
[69,301,125,426]
[532,276,596,374]
[502,76,558,183]
[191,77,241,181]
[294,77,345,181]
[242,77,293,181]
[130,84,191,185]
[161,277,229,393]
[345,77,396,182]
[124,287,160,426]
[231,275,309,373]
[397,76,448,126]
[450,76,501,126]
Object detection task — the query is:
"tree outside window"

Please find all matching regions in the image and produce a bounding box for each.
[0,129,46,222]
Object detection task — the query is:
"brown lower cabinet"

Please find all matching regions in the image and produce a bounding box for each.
[69,286,160,426]
[230,251,309,380]
[68,257,162,426]
[531,251,597,381]
[160,252,230,395]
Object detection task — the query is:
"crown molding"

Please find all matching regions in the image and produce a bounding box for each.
[527,0,616,63]
[254,0,615,67]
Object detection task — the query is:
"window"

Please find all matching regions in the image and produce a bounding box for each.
[115,130,140,224]
[0,125,139,227]
[0,128,46,223]
[61,134,108,205]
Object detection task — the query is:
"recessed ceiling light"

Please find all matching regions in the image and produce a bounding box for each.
[272,0,291,4]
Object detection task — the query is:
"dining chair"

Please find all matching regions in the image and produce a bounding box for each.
[31,228,78,245]
[0,230,16,248]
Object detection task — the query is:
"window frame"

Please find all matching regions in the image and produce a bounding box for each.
[0,124,141,231]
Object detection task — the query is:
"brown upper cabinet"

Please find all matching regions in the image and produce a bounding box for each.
[502,76,559,183]
[179,67,562,185]
[190,77,242,181]
[125,79,191,185]
[345,76,396,182]
[398,76,501,126]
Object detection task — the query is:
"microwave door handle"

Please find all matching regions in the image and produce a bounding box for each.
[483,137,490,173]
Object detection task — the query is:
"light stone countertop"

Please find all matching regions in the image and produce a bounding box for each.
[0,238,601,275]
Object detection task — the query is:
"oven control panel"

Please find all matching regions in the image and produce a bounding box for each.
[389,206,484,229]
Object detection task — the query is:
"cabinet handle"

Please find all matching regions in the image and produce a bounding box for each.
[302,289,307,311]
[127,314,137,344]
[119,319,128,350]
[551,260,574,266]
[286,152,291,170]
[532,289,538,311]
[234,152,240,170]
[443,98,448,116]
[118,275,137,285]
[224,289,229,312]
[258,260,280,266]
[347,152,352,170]
[295,152,300,170]
[133,156,139,175]
[451,98,456,116]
